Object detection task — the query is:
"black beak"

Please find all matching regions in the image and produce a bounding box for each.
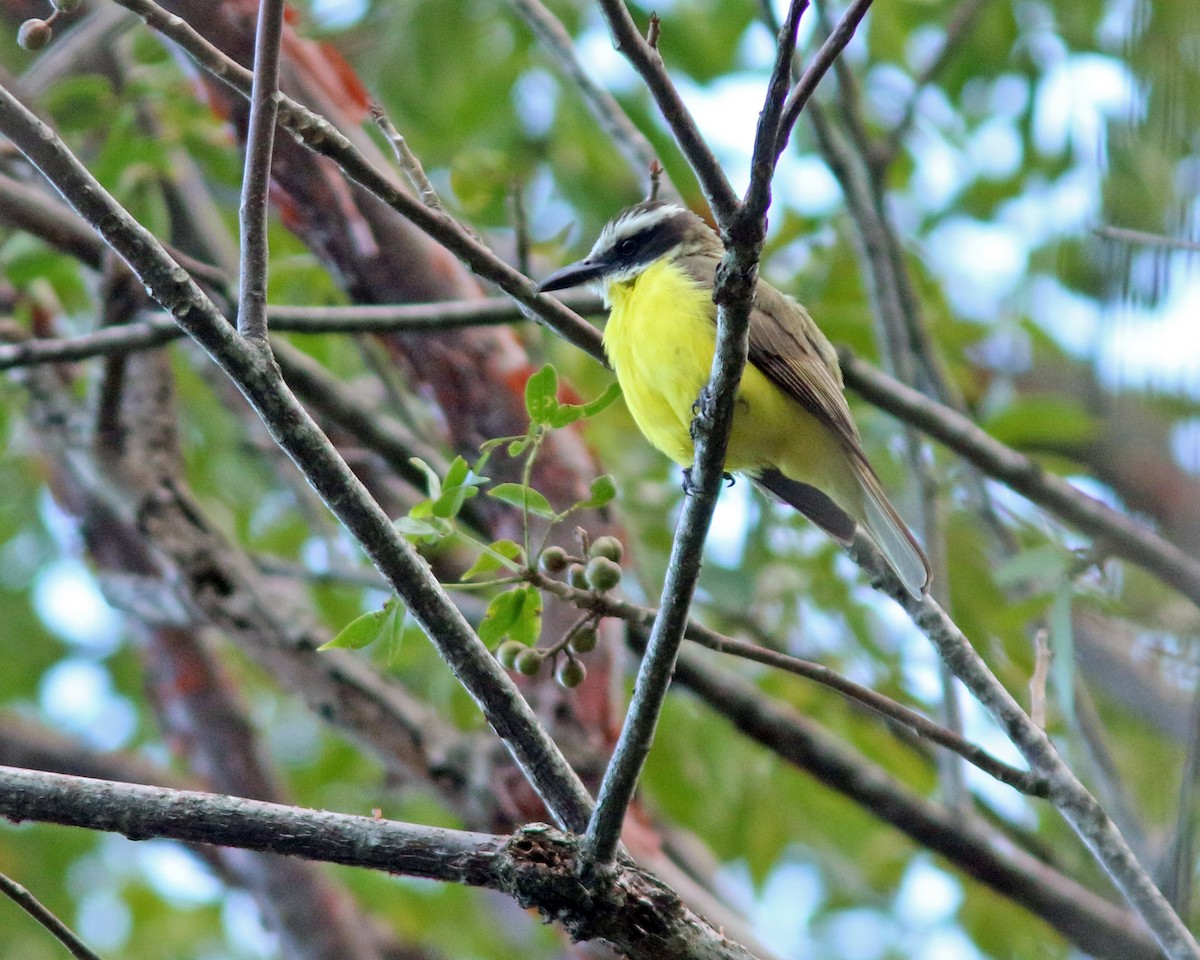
[537,257,607,293]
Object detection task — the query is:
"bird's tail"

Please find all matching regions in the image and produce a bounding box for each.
[852,462,930,598]
[756,465,930,598]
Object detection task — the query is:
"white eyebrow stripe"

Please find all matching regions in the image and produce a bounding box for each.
[591,205,685,257]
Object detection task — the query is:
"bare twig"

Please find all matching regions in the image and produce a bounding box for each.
[531,572,1048,795]
[507,0,679,203]
[0,871,104,960]
[594,0,740,222]
[372,106,443,210]
[848,531,1200,960]
[665,646,1163,960]
[235,0,285,341]
[775,0,874,158]
[1031,628,1051,729]
[1093,225,1200,253]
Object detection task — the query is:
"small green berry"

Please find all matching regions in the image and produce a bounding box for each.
[539,545,569,575]
[568,623,598,654]
[18,19,52,51]
[52,0,83,12]
[585,556,622,591]
[496,640,524,670]
[556,657,586,689]
[589,536,624,563]
[567,563,589,590]
[514,648,543,676]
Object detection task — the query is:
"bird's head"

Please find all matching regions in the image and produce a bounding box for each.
[537,201,718,295]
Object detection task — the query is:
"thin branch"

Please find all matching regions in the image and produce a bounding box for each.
[531,572,1048,796]
[839,348,1200,610]
[507,0,680,203]
[775,0,874,158]
[235,0,285,341]
[110,0,606,362]
[584,1,806,869]
[0,767,761,960]
[664,646,1164,960]
[1093,225,1200,253]
[593,0,740,222]
[0,871,104,960]
[0,79,596,836]
[847,532,1200,960]
[372,106,443,210]
[876,0,993,165]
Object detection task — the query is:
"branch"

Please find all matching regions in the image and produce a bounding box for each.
[235,0,285,340]
[1093,224,1200,253]
[664,646,1164,960]
[847,533,1200,960]
[0,872,103,960]
[530,571,1046,795]
[593,0,740,222]
[583,1,807,869]
[840,348,1200,610]
[109,0,606,363]
[0,767,762,960]
[0,79,595,836]
[507,0,680,202]
[775,0,874,158]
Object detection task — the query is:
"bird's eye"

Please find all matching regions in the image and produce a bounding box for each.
[617,238,637,257]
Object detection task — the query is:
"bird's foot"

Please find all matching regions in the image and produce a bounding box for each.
[681,468,735,496]
[689,385,717,442]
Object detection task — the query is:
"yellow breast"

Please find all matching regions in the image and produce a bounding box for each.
[601,258,819,476]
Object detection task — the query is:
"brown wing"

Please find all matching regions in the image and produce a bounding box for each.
[745,280,865,457]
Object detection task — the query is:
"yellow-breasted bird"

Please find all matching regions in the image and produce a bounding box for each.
[538,201,931,597]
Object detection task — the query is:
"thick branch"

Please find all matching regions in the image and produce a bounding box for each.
[0,767,761,960]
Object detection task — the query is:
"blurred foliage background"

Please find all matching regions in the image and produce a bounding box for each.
[1,0,1199,957]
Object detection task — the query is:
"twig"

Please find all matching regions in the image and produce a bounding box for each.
[0,871,104,960]
[0,767,761,960]
[839,348,1200,610]
[847,531,1200,960]
[1030,628,1050,729]
[876,0,992,165]
[583,0,806,869]
[1093,225,1200,254]
[594,0,740,222]
[507,0,680,203]
[235,0,285,341]
[664,646,1163,960]
[372,105,443,210]
[532,572,1048,795]
[109,0,606,362]
[0,78,596,836]
[775,0,874,159]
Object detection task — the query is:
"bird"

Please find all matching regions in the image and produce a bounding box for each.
[537,201,930,597]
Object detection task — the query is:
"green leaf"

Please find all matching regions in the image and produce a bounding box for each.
[320,601,399,651]
[461,539,525,580]
[431,456,485,519]
[478,587,523,645]
[508,585,542,647]
[525,364,560,426]
[395,515,452,541]
[508,438,531,457]
[548,382,623,428]
[983,395,1099,450]
[478,585,541,647]
[572,474,617,511]
[409,457,442,499]
[488,482,558,519]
